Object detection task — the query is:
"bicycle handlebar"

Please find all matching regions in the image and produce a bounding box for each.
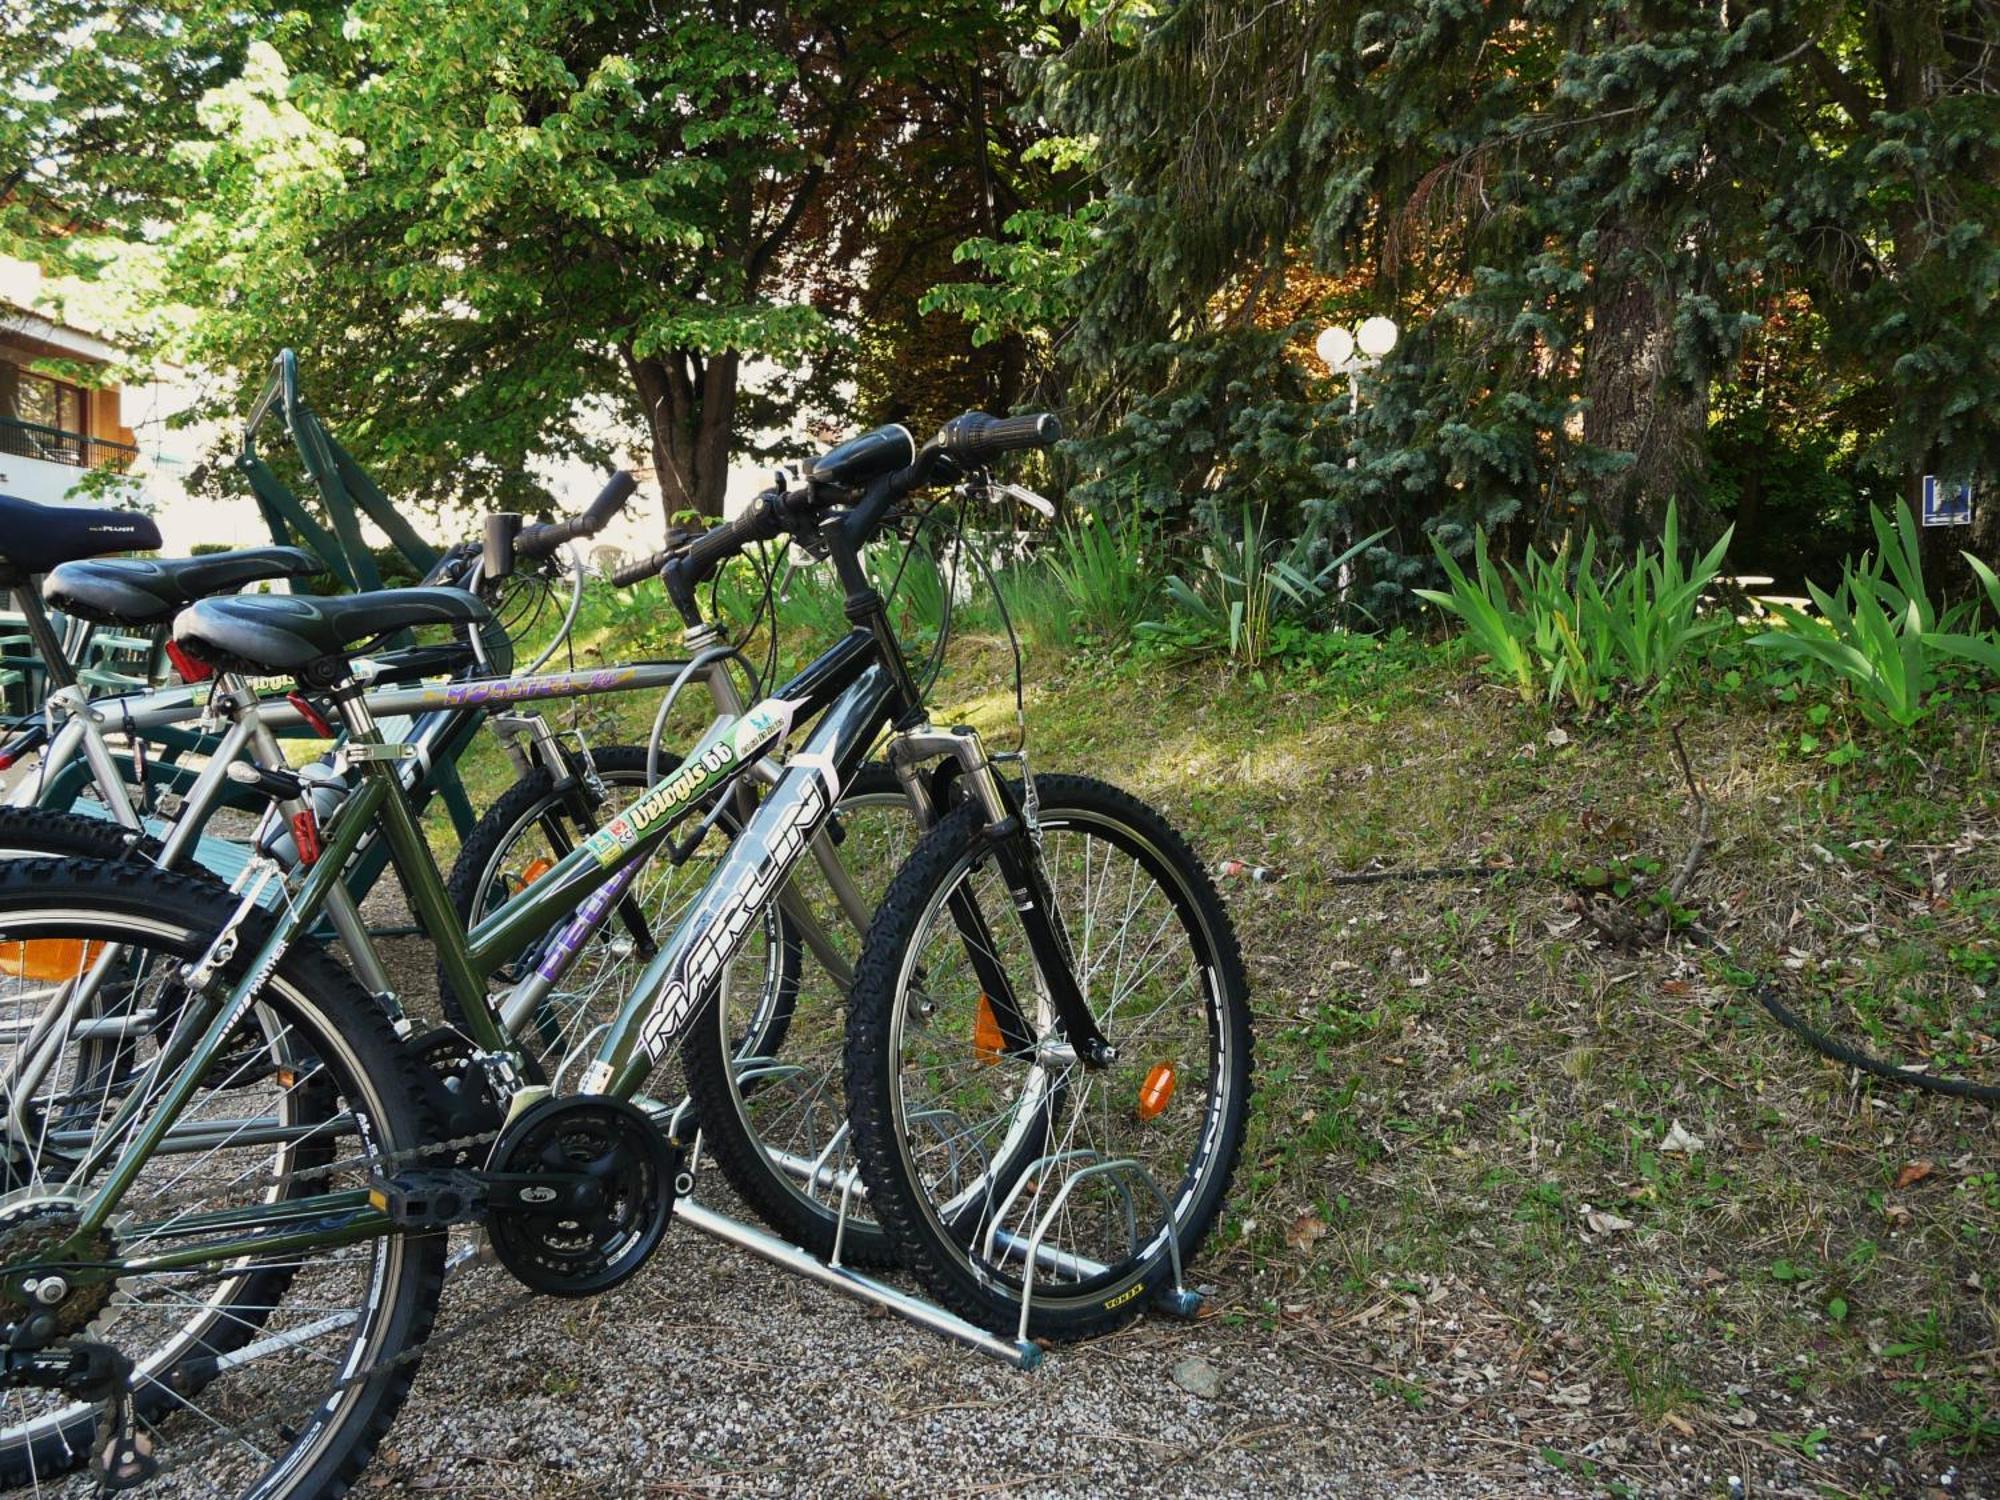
[611,547,672,588]
[937,411,1062,464]
[515,470,638,560]
[651,409,1058,618]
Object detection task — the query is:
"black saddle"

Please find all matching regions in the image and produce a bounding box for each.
[44,547,326,628]
[0,493,163,585]
[174,587,492,675]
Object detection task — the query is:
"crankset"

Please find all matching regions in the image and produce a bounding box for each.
[483,1095,679,1297]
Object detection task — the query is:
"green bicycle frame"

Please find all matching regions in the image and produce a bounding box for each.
[66,647,858,1263]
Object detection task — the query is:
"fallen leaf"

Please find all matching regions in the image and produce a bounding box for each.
[1548,1381,1594,1407]
[1582,1206,1636,1236]
[1894,1160,1935,1190]
[1659,1120,1706,1154]
[1545,728,1570,748]
[1285,1213,1328,1252]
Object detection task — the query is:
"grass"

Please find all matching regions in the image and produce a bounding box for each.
[897,628,1995,1493]
[443,578,1997,1493]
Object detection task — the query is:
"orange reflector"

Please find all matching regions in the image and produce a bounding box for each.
[276,1068,298,1090]
[511,857,555,892]
[973,994,1004,1063]
[1136,1062,1177,1120]
[0,939,104,981]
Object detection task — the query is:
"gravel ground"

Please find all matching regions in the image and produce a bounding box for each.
[345,911,1589,1500]
[368,1239,1586,1500]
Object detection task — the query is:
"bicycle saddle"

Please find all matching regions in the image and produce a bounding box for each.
[44,547,326,628]
[0,493,162,584]
[174,586,492,675]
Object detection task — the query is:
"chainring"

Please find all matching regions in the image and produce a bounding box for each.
[485,1095,677,1297]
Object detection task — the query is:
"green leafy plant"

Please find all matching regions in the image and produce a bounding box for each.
[1144,507,1383,669]
[992,561,1075,651]
[1415,501,1732,712]
[1046,508,1158,644]
[1749,502,2000,727]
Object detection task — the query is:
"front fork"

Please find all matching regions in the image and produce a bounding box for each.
[886,724,1113,1069]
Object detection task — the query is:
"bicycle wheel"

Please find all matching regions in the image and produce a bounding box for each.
[0,805,161,866]
[844,773,1252,1340]
[442,744,798,1099]
[680,763,914,1266]
[0,858,444,1495]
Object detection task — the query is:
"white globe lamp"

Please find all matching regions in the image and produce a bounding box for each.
[1356,315,1400,359]
[1315,325,1355,372]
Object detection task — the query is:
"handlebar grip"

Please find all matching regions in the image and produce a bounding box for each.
[516,470,639,558]
[937,411,1062,464]
[580,469,638,529]
[611,547,672,588]
[678,502,781,583]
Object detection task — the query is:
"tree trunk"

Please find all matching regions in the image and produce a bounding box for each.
[625,345,739,528]
[1581,220,1711,548]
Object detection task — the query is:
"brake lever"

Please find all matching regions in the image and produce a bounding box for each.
[983,478,1057,520]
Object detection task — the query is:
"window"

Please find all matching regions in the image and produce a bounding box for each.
[0,360,89,465]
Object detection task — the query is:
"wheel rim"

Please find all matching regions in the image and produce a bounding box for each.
[0,906,420,1493]
[882,809,1232,1307]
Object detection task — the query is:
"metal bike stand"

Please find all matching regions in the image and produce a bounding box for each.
[991,1152,1201,1345]
[643,1095,1043,1369]
[673,1182,1043,1371]
[441,1108,1202,1369]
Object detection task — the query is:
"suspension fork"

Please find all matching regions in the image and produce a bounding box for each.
[889,724,1113,1068]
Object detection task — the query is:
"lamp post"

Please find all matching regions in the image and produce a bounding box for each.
[1316,317,1398,590]
[1315,315,1399,417]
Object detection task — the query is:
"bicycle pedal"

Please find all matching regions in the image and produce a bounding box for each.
[368,1169,487,1229]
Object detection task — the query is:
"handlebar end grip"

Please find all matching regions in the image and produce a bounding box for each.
[586,470,638,526]
[939,411,1063,463]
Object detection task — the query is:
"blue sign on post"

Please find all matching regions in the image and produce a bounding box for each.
[1921,475,1973,527]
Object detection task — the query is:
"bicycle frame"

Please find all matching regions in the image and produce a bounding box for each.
[58,619,1047,1276]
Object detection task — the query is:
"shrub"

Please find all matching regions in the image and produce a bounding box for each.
[1414,501,1732,713]
[1749,502,2000,727]
[1046,509,1158,644]
[1143,507,1384,669]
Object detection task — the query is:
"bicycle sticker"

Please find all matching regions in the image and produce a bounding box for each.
[579,702,789,867]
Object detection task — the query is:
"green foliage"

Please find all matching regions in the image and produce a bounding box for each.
[963,0,2000,575]
[1749,503,2000,728]
[1045,508,1158,644]
[992,562,1076,652]
[1143,507,1383,669]
[1415,502,1732,713]
[8,0,1049,524]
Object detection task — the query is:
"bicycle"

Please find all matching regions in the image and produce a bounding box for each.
[0,408,1249,1494]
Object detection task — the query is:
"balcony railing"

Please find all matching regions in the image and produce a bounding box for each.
[0,415,139,472]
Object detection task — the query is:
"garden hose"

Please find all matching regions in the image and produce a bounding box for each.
[1293,861,2000,1104]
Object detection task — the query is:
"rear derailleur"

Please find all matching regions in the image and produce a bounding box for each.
[3,1339,155,1490]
